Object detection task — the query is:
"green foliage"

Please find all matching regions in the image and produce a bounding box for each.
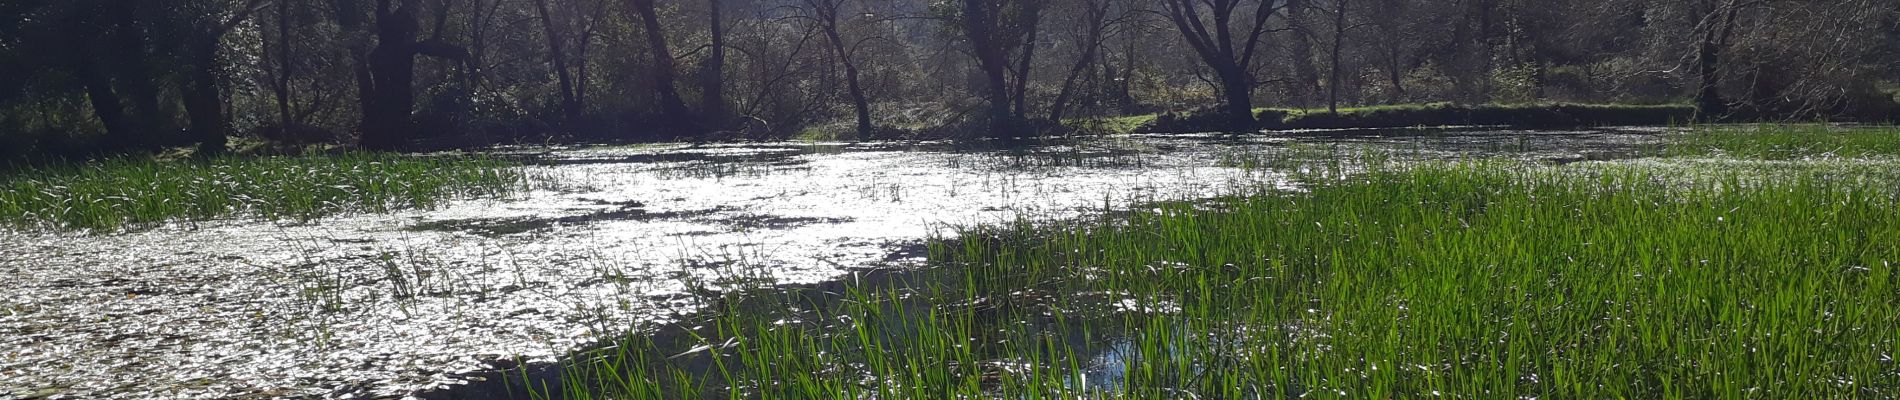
[0,153,522,231]
[1487,64,1543,103]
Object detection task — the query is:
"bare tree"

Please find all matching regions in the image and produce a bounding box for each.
[273,0,294,130]
[1282,0,1325,108]
[340,0,470,150]
[1160,0,1281,131]
[798,0,874,137]
[1366,0,1414,103]
[1317,0,1374,113]
[957,0,1045,136]
[627,0,695,133]
[1691,0,1769,117]
[701,0,729,127]
[1048,0,1116,122]
[177,0,272,156]
[531,0,581,124]
[1007,0,1044,120]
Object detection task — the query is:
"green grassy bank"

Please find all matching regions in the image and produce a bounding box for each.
[0,153,521,231]
[524,126,1900,399]
[1125,103,1696,134]
[1666,124,1900,159]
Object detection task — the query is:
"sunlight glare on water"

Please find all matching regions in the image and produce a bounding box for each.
[0,130,1658,399]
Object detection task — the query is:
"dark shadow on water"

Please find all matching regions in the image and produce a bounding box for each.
[410,247,927,400]
[408,206,855,238]
[714,214,854,231]
[407,205,733,237]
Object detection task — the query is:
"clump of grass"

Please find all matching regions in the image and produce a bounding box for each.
[0,153,521,231]
[531,158,1899,399]
[1666,124,1900,159]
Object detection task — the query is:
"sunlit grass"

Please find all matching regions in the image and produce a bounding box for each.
[1667,124,1900,159]
[0,153,522,231]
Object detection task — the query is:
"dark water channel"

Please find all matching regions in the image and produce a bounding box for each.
[0,128,1665,399]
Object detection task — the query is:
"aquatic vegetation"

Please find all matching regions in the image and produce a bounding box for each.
[0,153,521,231]
[1666,124,1900,159]
[533,158,1899,399]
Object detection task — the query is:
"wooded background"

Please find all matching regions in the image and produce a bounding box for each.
[2,0,1895,156]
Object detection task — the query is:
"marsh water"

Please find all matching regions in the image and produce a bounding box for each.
[0,128,1666,399]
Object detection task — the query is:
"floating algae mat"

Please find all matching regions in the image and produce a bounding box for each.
[1,129,1669,398]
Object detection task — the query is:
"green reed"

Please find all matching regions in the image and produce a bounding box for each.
[533,153,1899,399]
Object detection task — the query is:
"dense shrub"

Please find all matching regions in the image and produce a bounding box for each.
[1469,104,1698,128]
[1275,103,1465,129]
[1137,107,1247,134]
[1254,109,1293,130]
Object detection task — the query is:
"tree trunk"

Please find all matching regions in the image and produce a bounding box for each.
[813,0,872,138]
[351,56,378,143]
[700,0,728,128]
[106,2,162,149]
[1161,0,1274,131]
[1220,68,1255,132]
[576,28,594,109]
[575,0,606,110]
[983,59,1013,135]
[1694,0,1744,119]
[962,0,1016,136]
[1386,44,1407,103]
[76,56,136,148]
[1113,34,1136,113]
[1285,0,1324,108]
[843,63,872,137]
[182,37,229,156]
[1048,53,1096,123]
[1444,0,1492,103]
[334,0,378,148]
[570,0,600,114]
[360,2,422,151]
[276,0,295,128]
[532,0,581,123]
[1327,0,1348,113]
[1009,1,1043,121]
[1049,0,1110,123]
[1474,0,1495,102]
[628,0,695,133]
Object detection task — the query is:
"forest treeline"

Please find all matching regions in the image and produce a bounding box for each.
[2,0,1896,158]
